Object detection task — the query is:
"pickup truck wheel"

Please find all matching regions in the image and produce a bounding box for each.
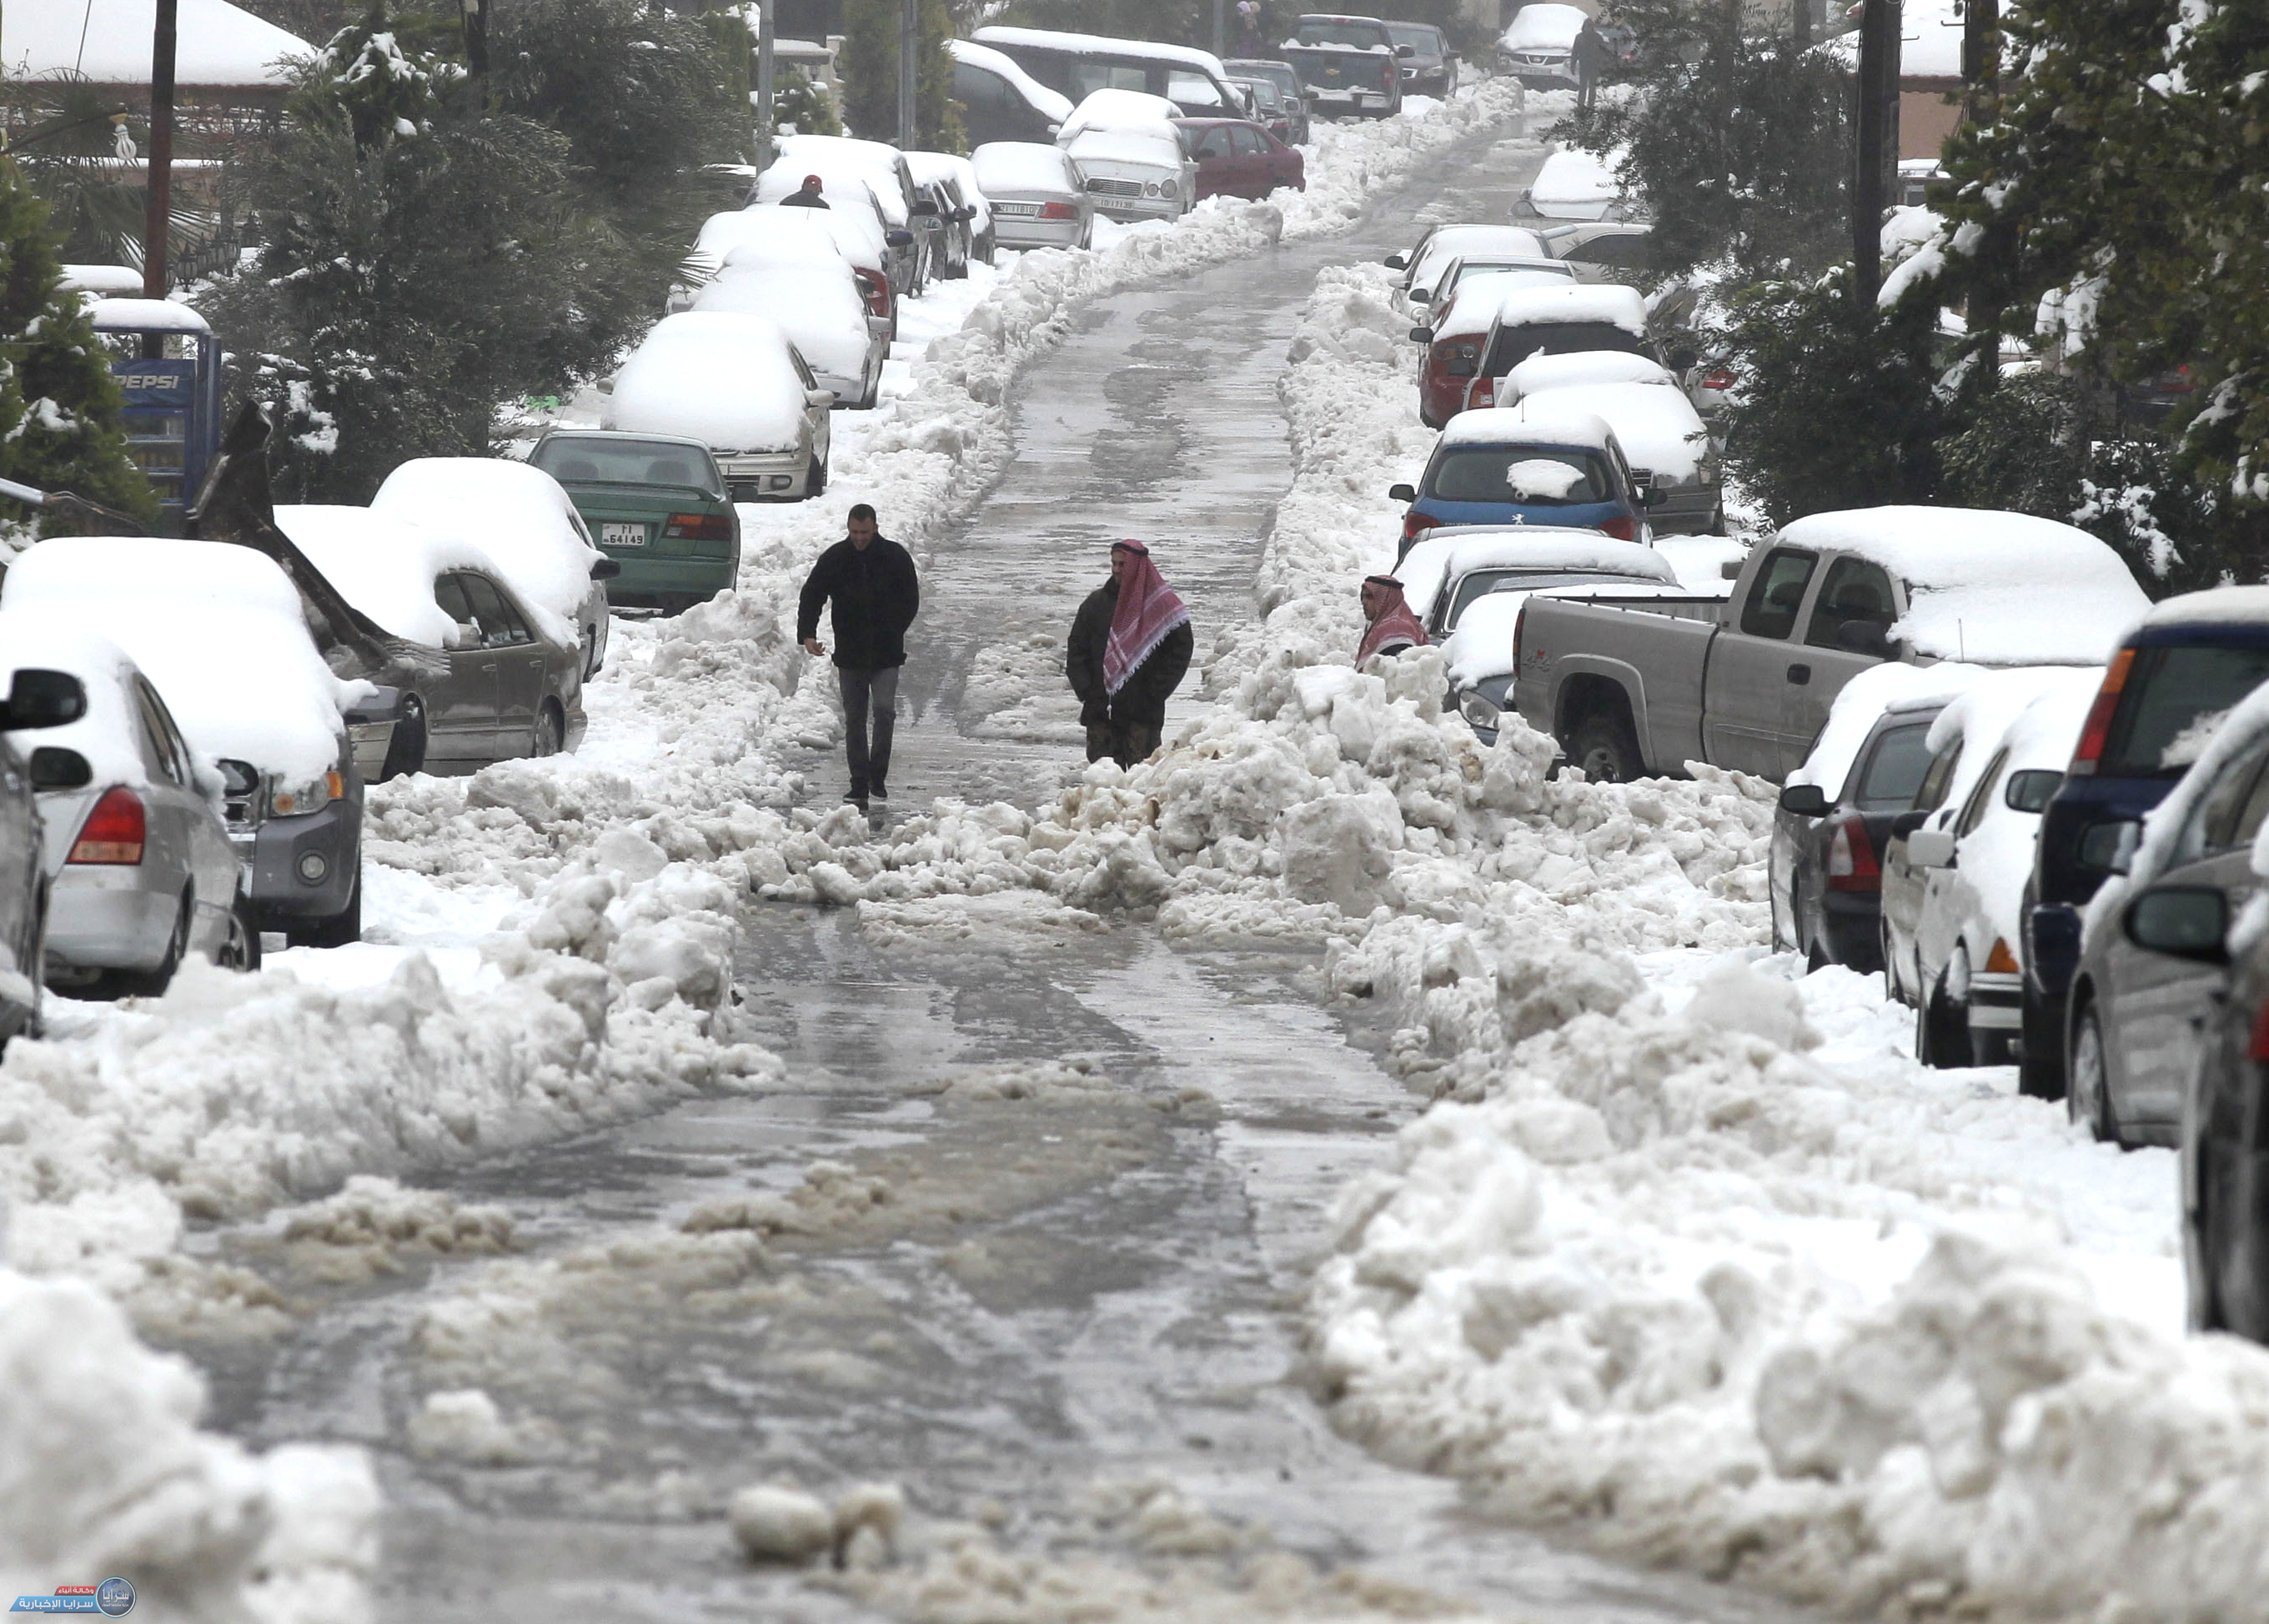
[1567,714,1641,784]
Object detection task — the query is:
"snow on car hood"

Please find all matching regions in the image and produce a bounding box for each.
[1066,130,1182,174]
[1507,350,1675,394]
[689,207,878,284]
[971,140,1078,198]
[1,539,354,782]
[371,458,597,648]
[1776,506,2151,666]
[604,310,810,459]
[1785,658,1994,796]
[274,504,503,651]
[1058,88,1182,144]
[1502,3,1586,48]
[1514,381,1707,479]
[1530,146,1625,210]
[694,265,869,384]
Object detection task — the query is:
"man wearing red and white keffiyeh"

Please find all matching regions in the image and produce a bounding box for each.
[1066,541,1194,767]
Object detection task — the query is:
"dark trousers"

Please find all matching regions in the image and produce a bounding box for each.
[838,664,899,796]
[1086,719,1161,769]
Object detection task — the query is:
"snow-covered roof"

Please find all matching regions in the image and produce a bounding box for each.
[690,208,878,283]
[1058,88,1182,143]
[693,265,869,386]
[1511,381,1707,479]
[1775,507,2149,666]
[0,616,157,794]
[1788,658,1990,795]
[973,24,1230,78]
[2134,584,2269,633]
[273,504,498,650]
[2,537,352,780]
[1506,351,1676,395]
[3,0,309,88]
[971,141,1081,198]
[1398,528,1674,623]
[369,459,599,648]
[1408,224,1549,293]
[603,312,811,458]
[1438,403,1616,450]
[87,298,210,336]
[1529,148,1625,214]
[1501,3,1587,48]
[1488,280,1650,335]
[1436,271,1582,338]
[61,265,143,297]
[946,38,1074,121]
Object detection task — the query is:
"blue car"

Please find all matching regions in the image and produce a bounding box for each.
[1390,405,1659,560]
[2022,589,2269,1096]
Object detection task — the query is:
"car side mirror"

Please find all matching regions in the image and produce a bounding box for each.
[806,388,836,409]
[957,205,976,221]
[2124,884,2229,965]
[1408,326,1434,343]
[342,684,404,726]
[0,668,86,731]
[1835,620,1893,657]
[214,756,259,797]
[1408,288,1432,304]
[447,621,479,651]
[28,746,91,791]
[1384,253,1407,270]
[1720,559,1744,580]
[2004,769,2063,813]
[1388,483,1418,503]
[911,200,940,217]
[1643,486,1669,509]
[590,557,623,580]
[1905,828,1957,870]
[2079,817,2142,875]
[1396,43,1415,55]
[886,228,915,247]
[1777,783,1830,818]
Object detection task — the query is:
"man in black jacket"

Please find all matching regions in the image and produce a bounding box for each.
[798,504,919,820]
[1067,541,1192,768]
[780,173,831,208]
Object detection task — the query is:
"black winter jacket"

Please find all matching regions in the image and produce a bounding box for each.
[1067,578,1194,729]
[798,536,920,669]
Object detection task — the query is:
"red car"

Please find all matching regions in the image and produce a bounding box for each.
[1172,118,1306,202]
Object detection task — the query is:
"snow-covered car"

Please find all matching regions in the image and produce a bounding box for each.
[0,661,91,1036]
[372,459,614,679]
[2065,684,2269,1148]
[1057,89,1199,223]
[1536,220,1654,282]
[948,38,1074,147]
[1497,3,1586,86]
[751,143,924,298]
[3,538,377,949]
[907,151,994,268]
[1880,668,2103,1067]
[1387,223,1550,304]
[602,311,835,504]
[1226,73,1301,145]
[1457,282,1662,415]
[274,506,590,777]
[1415,253,1574,316]
[1518,147,1639,223]
[1389,407,1654,549]
[1502,374,1719,534]
[1386,20,1454,97]
[1393,529,1680,743]
[1413,269,1581,428]
[676,206,898,337]
[0,615,254,993]
[693,245,887,411]
[971,142,1093,250]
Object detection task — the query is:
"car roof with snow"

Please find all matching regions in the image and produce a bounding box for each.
[1059,88,1183,142]
[370,459,599,649]
[973,24,1232,77]
[1435,271,1583,338]
[1529,148,1626,209]
[1506,351,1676,393]
[2,537,354,781]
[945,38,1076,121]
[1438,403,1618,450]
[1506,381,1705,475]
[1775,506,2150,665]
[274,503,517,653]
[2132,584,2269,632]
[604,310,813,459]
[971,141,1082,194]
[1398,528,1675,619]
[1485,281,1650,333]
[1788,659,1997,794]
[1409,224,1549,288]
[690,208,876,281]
[754,155,903,226]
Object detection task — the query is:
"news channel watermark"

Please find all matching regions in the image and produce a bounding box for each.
[8,1579,133,1616]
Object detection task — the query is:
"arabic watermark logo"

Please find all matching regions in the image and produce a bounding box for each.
[8,1578,133,1616]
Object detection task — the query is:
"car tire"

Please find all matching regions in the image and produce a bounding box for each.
[809,451,830,497]
[1916,979,1972,1068]
[1566,712,1642,784]
[580,626,600,680]
[218,892,261,972]
[2017,982,2066,1099]
[859,371,881,410]
[2068,1004,2121,1144]
[381,693,429,780]
[297,870,363,950]
[532,701,565,759]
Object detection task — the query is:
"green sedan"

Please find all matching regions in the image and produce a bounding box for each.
[528,430,741,614]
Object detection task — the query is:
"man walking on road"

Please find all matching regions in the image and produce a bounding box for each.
[799,504,919,823]
[1067,540,1192,768]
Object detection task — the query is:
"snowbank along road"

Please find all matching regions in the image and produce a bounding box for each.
[1,70,2240,1624]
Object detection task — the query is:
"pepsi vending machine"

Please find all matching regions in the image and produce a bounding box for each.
[89,298,222,531]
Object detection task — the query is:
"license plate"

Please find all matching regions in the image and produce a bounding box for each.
[993,201,1041,216]
[602,522,646,546]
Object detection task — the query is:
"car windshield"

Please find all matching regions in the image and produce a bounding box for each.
[1482,320,1648,372]
[1296,21,1384,47]
[2102,643,2269,777]
[1444,569,1640,625]
[1429,447,1612,504]
[532,437,725,497]
[1388,25,1434,49]
[1853,721,1935,809]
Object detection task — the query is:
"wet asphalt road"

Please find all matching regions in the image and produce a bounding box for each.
[181,109,1816,1624]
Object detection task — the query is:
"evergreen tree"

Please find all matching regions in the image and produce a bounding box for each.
[0,158,155,529]
[841,0,958,147]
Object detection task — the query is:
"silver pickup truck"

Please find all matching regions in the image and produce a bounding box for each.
[1508,509,2154,784]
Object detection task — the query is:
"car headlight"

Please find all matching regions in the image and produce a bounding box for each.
[1144,181,1161,197]
[271,770,344,817]
[1459,689,1502,729]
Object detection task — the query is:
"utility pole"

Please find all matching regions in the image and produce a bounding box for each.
[1851,0,1899,306]
[1960,0,1996,115]
[1791,0,1811,48]
[755,0,776,167]
[897,0,917,148]
[462,0,489,81]
[142,0,177,321]
[1213,0,1226,58]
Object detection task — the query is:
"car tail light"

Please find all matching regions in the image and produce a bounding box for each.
[1468,376,1495,409]
[1402,509,1431,542]
[2249,999,2269,1064]
[2067,647,2136,777]
[1382,60,1398,89]
[853,267,892,318]
[1699,366,1735,392]
[1039,200,1080,220]
[1985,937,2020,974]
[662,512,732,541]
[1825,814,1880,892]
[69,787,145,865]
[1599,515,1636,541]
